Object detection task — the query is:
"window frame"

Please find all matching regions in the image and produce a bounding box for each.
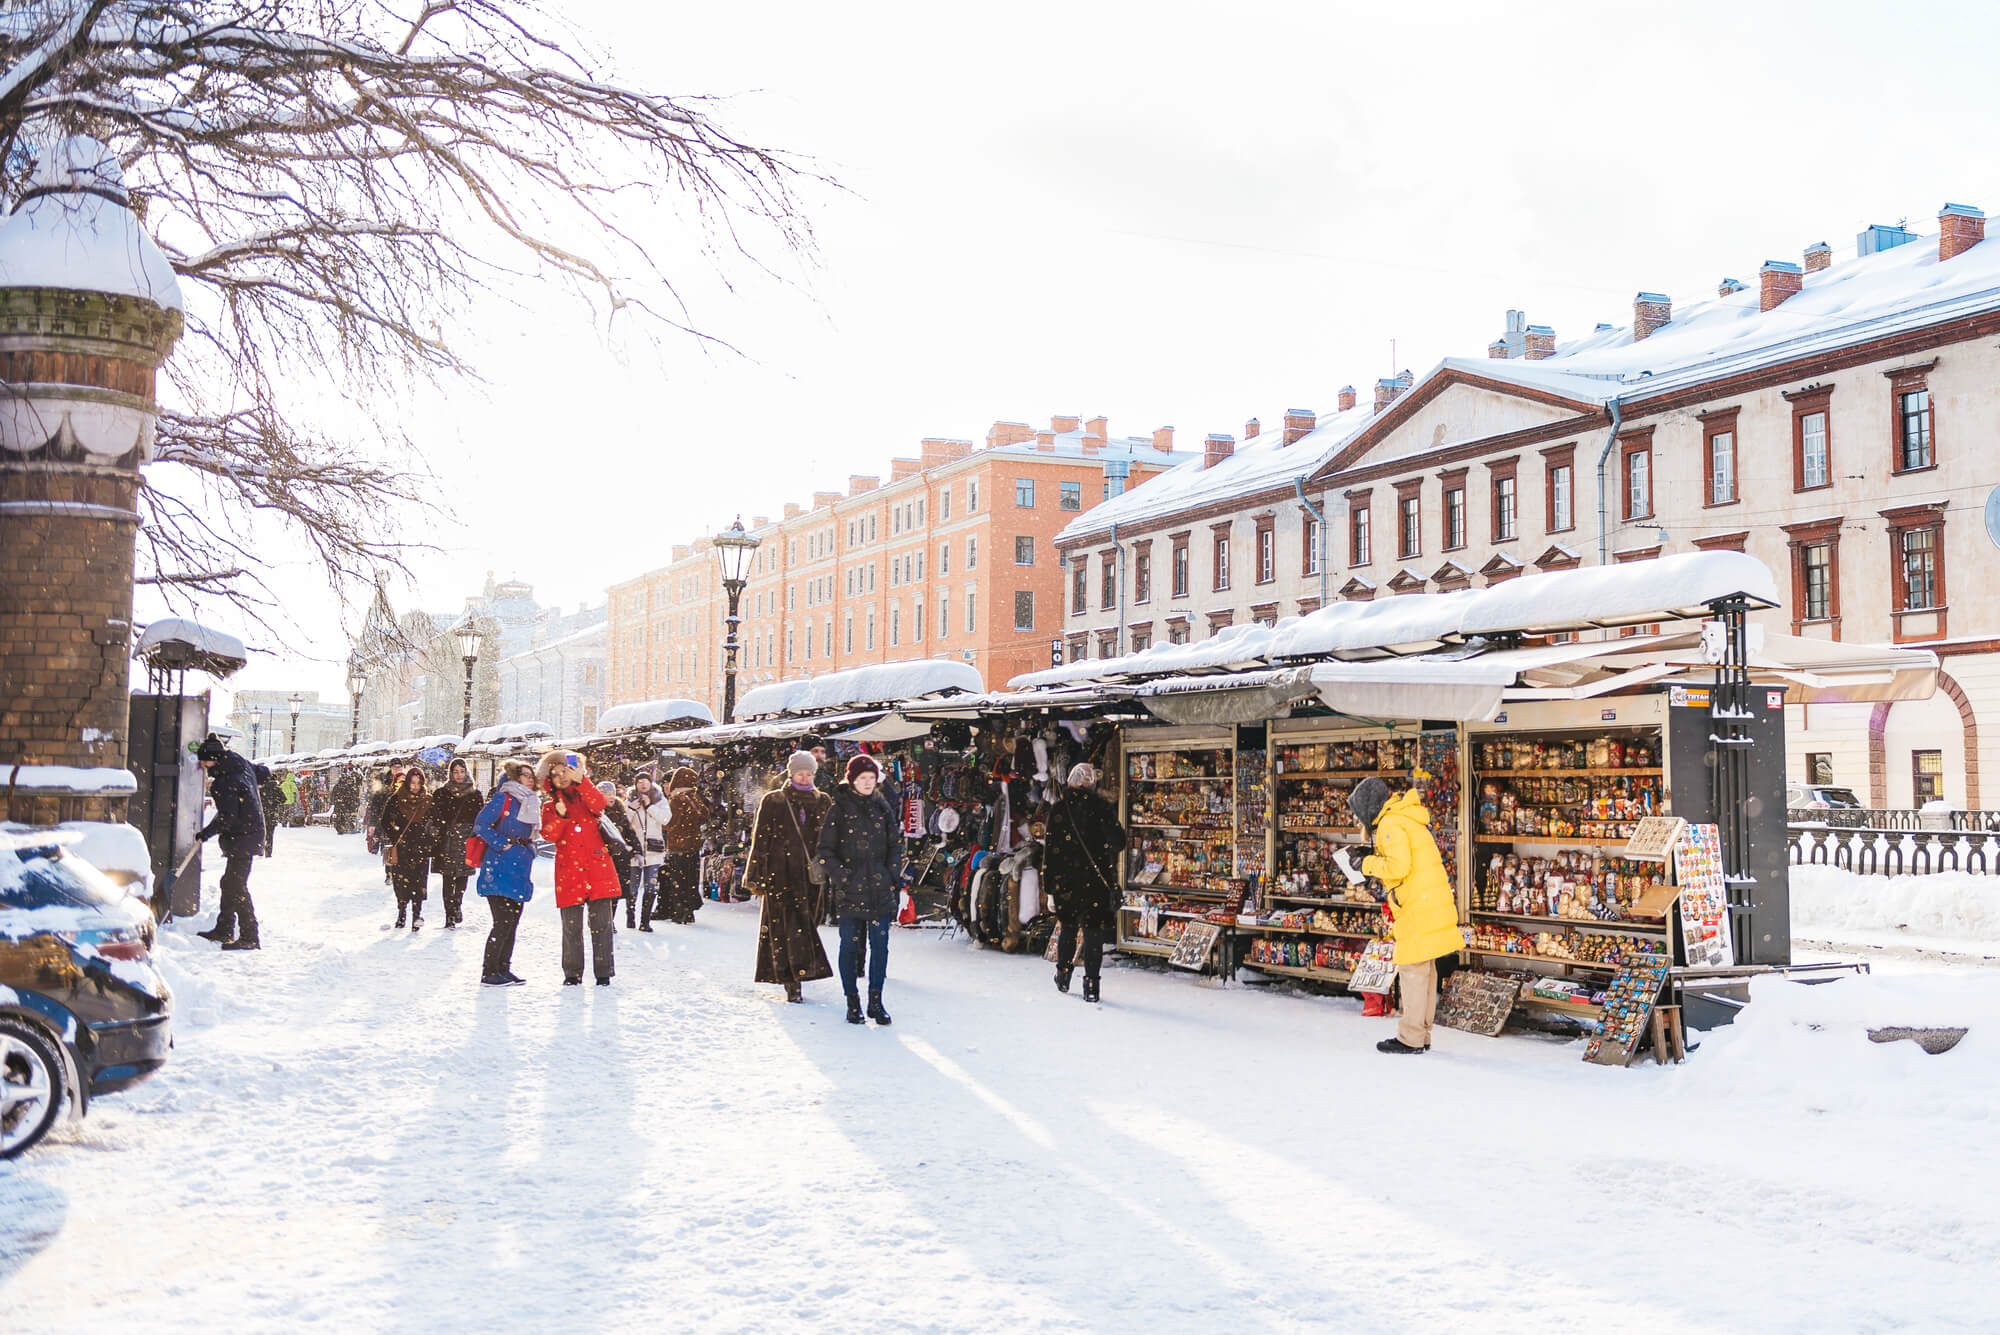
[1394,480,1422,561]
[1619,430,1654,521]
[1912,749,1944,805]
[1880,501,1948,640]
[1133,543,1153,604]
[1014,477,1035,508]
[1346,489,1372,566]
[1255,517,1276,584]
[1212,528,1231,592]
[1782,516,1842,635]
[1783,384,1835,493]
[1015,535,1035,566]
[1072,560,1088,615]
[1301,514,1322,576]
[1059,480,1082,511]
[1100,552,1117,611]
[1013,589,1035,632]
[1170,534,1190,598]
[1542,442,1575,534]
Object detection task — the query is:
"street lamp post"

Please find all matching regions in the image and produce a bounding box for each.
[346,656,367,747]
[711,515,762,724]
[250,718,261,759]
[452,617,481,738]
[288,691,303,754]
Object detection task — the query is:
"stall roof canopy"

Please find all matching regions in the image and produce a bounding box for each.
[462,721,553,746]
[737,660,983,720]
[1011,552,1781,690]
[652,709,889,749]
[134,618,248,678]
[596,699,714,734]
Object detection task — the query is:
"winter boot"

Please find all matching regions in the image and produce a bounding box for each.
[846,995,865,1025]
[222,936,260,951]
[1376,1037,1428,1055]
[197,926,233,944]
[1054,965,1072,994]
[410,910,422,932]
[1081,976,1101,1004]
[867,990,892,1026]
[393,904,407,930]
[784,980,803,1004]
[626,901,637,930]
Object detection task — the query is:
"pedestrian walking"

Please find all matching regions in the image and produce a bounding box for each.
[817,753,904,1026]
[625,773,670,931]
[596,780,642,928]
[474,760,541,985]
[379,769,436,930]
[278,768,300,827]
[656,766,708,924]
[257,764,285,857]
[193,735,267,950]
[331,767,361,834]
[428,760,486,929]
[1043,762,1127,1004]
[537,751,623,985]
[743,751,833,1003]
[364,767,396,885]
[1347,776,1459,1055]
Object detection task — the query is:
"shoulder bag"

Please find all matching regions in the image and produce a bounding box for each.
[789,800,826,887]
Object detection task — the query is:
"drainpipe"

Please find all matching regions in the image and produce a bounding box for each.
[1593,394,1625,567]
[1109,522,1126,656]
[1294,476,1328,608]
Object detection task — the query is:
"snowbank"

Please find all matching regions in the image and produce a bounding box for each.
[1791,864,2000,947]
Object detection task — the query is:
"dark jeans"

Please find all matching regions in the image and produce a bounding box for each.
[262,811,280,858]
[217,853,259,942]
[483,896,523,977]
[440,873,469,922]
[837,917,890,997]
[1057,921,1105,981]
[561,898,617,982]
[392,857,430,912]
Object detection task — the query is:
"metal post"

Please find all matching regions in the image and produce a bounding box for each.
[461,655,476,737]
[1708,595,1756,965]
[349,691,362,747]
[721,581,745,724]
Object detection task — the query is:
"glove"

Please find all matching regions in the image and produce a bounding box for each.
[196,822,218,842]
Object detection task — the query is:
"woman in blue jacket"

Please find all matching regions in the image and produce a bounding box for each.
[474,760,542,986]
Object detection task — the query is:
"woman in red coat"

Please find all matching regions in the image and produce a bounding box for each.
[535,750,625,985]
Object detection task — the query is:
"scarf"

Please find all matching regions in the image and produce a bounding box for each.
[500,778,543,827]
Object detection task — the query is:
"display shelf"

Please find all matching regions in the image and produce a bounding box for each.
[1273,769,1399,782]
[1125,883,1228,898]
[1472,911,1667,938]
[1273,824,1369,839]
[1242,922,1379,939]
[1466,947,1617,974]
[1474,834,1632,847]
[1120,906,1229,923]
[1127,775,1232,784]
[1266,892,1384,909]
[1129,822,1234,833]
[1243,961,1355,983]
[1476,768,1662,779]
[1115,939,1179,958]
[1513,993,1604,1018]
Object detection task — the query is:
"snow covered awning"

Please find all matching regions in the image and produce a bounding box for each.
[652,709,890,749]
[897,684,1139,720]
[736,660,982,720]
[1135,667,1320,726]
[596,699,714,734]
[134,618,248,678]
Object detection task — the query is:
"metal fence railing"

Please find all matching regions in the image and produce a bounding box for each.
[1786,807,2000,832]
[1787,821,2000,876]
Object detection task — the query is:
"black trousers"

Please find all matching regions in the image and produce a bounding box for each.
[392,857,430,911]
[440,873,469,921]
[218,854,259,942]
[483,896,523,977]
[262,811,281,858]
[1057,920,1105,981]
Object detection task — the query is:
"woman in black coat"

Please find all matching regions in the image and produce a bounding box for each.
[1042,762,1127,1003]
[379,769,436,931]
[427,760,487,929]
[816,753,904,1026]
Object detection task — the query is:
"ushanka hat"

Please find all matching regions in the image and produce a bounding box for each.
[845,753,882,783]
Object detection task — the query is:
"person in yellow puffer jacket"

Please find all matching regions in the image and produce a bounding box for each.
[1351,777,1460,1054]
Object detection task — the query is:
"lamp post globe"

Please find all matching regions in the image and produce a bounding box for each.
[711,515,762,724]
[452,616,481,738]
[346,655,367,747]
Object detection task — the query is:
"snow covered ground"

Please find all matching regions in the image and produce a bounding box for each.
[4,829,1998,1333]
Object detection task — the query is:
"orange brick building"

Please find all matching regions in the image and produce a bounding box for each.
[605,416,1188,716]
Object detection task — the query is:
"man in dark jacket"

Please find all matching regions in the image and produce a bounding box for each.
[194,735,266,950]
[257,765,285,856]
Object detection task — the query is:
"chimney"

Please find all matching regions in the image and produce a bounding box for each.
[1282,408,1316,446]
[847,475,878,495]
[1085,415,1108,439]
[1152,426,1175,451]
[1051,413,1080,434]
[672,544,690,561]
[751,515,768,529]
[985,420,1033,449]
[1487,338,1509,359]
[1080,436,1102,455]
[783,503,802,520]
[1372,371,1413,414]
[890,457,921,482]
[1034,430,1056,451]
[1633,292,1671,341]
[1523,325,1557,359]
[1337,385,1357,412]
[1489,309,1528,358]
[1939,203,1986,261]
[1244,417,1260,439]
[1759,260,1803,312]
[920,437,973,468]
[1203,433,1235,469]
[813,490,842,510]
[1718,277,1746,297]
[1803,241,1832,273]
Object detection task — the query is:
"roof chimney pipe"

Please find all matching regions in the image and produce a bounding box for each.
[1633,292,1671,341]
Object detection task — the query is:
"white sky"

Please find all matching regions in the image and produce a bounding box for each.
[187,0,2000,711]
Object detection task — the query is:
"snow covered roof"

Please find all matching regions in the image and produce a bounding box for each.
[982,429,1186,469]
[0,137,184,311]
[461,721,554,746]
[1011,552,1780,688]
[1,764,138,796]
[596,699,714,733]
[134,618,248,677]
[736,660,984,720]
[1055,400,1377,546]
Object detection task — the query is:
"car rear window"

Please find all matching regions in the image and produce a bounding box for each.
[0,847,128,911]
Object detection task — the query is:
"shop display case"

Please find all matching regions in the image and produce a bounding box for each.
[1117,726,1238,970]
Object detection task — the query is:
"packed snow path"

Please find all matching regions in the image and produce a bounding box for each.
[4,830,1997,1332]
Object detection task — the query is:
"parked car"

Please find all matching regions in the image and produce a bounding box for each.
[1,828,172,1159]
[1786,783,1863,810]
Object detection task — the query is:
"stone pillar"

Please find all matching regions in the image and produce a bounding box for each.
[0,137,184,823]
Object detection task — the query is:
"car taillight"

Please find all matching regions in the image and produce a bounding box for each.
[96,939,149,961]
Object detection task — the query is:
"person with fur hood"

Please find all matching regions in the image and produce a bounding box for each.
[817,753,905,1026]
[743,751,834,1002]
[655,766,708,925]
[623,772,670,931]
[538,750,623,985]
[379,769,437,931]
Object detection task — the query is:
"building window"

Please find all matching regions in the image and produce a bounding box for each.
[1168,622,1189,645]
[1213,533,1230,591]
[914,600,924,642]
[1066,635,1085,663]
[1060,480,1082,510]
[1132,628,1151,652]
[968,480,978,512]
[1624,442,1652,520]
[1912,749,1944,805]
[1134,550,1152,603]
[1172,538,1189,598]
[1802,541,1833,620]
[1898,388,1933,471]
[939,542,949,576]
[1901,525,1938,610]
[890,606,900,646]
[865,609,875,650]
[1548,465,1572,532]
[940,489,950,521]
[1491,476,1516,541]
[1100,554,1116,610]
[1257,524,1275,583]
[1014,590,1035,631]
[1443,487,1465,550]
[966,536,977,570]
[965,588,976,633]
[844,617,853,653]
[1702,409,1739,506]
[1799,412,1829,489]
[1303,517,1322,574]
[1072,561,1087,614]
[1398,495,1421,559]
[1015,478,1035,508]
[1015,536,1034,565]
[825,620,833,657]
[1806,752,1834,786]
[1351,505,1371,566]
[938,593,949,639]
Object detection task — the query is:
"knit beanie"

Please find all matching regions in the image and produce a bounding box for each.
[845,753,881,783]
[786,750,818,777]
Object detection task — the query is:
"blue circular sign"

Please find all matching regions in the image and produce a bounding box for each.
[1987,483,2000,551]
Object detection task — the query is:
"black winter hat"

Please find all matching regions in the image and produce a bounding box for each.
[194,734,228,762]
[1350,776,1391,832]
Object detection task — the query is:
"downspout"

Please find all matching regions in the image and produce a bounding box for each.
[1593,394,1625,567]
[1293,475,1328,608]
[1109,521,1126,656]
